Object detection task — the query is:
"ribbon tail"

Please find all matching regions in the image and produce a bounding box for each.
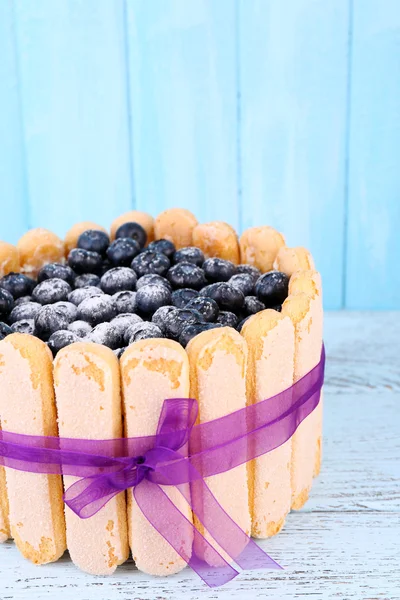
[64,474,122,519]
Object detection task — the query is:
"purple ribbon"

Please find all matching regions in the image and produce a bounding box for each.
[0,346,325,587]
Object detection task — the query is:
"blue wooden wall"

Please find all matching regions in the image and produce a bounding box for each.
[0,0,399,310]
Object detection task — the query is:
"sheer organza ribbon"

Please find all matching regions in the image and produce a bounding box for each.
[0,345,325,587]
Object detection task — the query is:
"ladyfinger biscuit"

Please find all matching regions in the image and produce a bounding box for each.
[0,452,10,542]
[0,242,20,277]
[239,226,285,273]
[0,333,66,563]
[281,291,323,509]
[54,342,129,575]
[274,246,315,276]
[192,221,240,264]
[110,210,154,243]
[154,208,198,249]
[121,339,193,576]
[17,228,65,276]
[241,310,295,538]
[187,327,251,565]
[65,221,108,255]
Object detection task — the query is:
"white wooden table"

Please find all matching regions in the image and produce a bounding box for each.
[1,312,399,600]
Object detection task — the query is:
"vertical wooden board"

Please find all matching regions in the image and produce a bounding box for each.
[125,0,239,230]
[14,0,133,238]
[0,1,29,243]
[346,0,400,309]
[239,0,350,309]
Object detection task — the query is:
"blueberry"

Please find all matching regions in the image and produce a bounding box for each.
[237,316,252,331]
[113,347,127,359]
[136,274,171,291]
[74,273,100,288]
[147,239,176,259]
[0,288,14,318]
[173,247,204,267]
[100,267,137,295]
[68,248,103,275]
[216,311,239,328]
[272,305,282,312]
[14,295,32,305]
[9,301,41,324]
[186,296,219,322]
[0,272,35,299]
[77,230,110,256]
[112,290,137,314]
[151,305,176,331]
[126,322,164,344]
[106,238,141,267]
[77,295,117,325]
[86,322,121,349]
[135,284,172,317]
[53,301,78,323]
[167,263,206,290]
[131,250,170,277]
[100,259,112,274]
[32,278,71,305]
[11,319,36,336]
[244,296,266,316]
[203,258,236,283]
[171,288,199,308]
[67,320,92,337]
[68,285,104,306]
[163,308,205,340]
[0,322,13,340]
[111,313,142,340]
[35,305,70,340]
[229,273,255,296]
[38,263,75,287]
[48,330,80,356]
[255,272,289,306]
[200,283,244,313]
[115,222,147,249]
[236,264,262,280]
[179,322,223,348]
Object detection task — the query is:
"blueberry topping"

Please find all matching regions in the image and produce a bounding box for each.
[74,273,100,288]
[14,296,32,305]
[151,305,176,331]
[236,264,262,280]
[237,316,252,331]
[32,278,72,305]
[272,304,282,313]
[77,230,110,257]
[112,290,137,314]
[100,259,112,275]
[113,347,127,359]
[9,301,41,324]
[35,305,70,340]
[131,250,170,278]
[229,273,255,296]
[200,283,244,313]
[126,322,164,344]
[37,263,76,286]
[111,313,142,340]
[115,222,147,249]
[100,267,137,295]
[179,322,223,348]
[85,322,121,349]
[67,320,92,337]
[0,322,13,340]
[0,273,35,299]
[77,295,117,325]
[68,248,103,275]
[203,258,236,283]
[186,296,219,322]
[0,288,14,318]
[147,239,176,259]
[167,263,206,290]
[48,330,80,356]
[107,238,141,267]
[135,284,172,317]
[173,246,204,267]
[53,301,78,323]
[11,319,36,336]
[136,274,171,291]
[255,272,289,306]
[244,296,266,316]
[171,288,199,308]
[216,311,239,328]
[163,308,205,340]
[68,286,104,306]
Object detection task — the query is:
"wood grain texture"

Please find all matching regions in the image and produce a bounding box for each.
[1,311,399,599]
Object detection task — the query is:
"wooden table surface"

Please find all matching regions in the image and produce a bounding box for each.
[1,312,399,600]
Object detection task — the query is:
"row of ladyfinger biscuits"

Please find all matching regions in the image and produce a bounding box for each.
[0,265,322,576]
[0,207,313,277]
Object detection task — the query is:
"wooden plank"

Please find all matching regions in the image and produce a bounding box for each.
[125,0,239,229]
[346,0,400,309]
[0,0,29,243]
[238,0,350,309]
[13,0,133,238]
